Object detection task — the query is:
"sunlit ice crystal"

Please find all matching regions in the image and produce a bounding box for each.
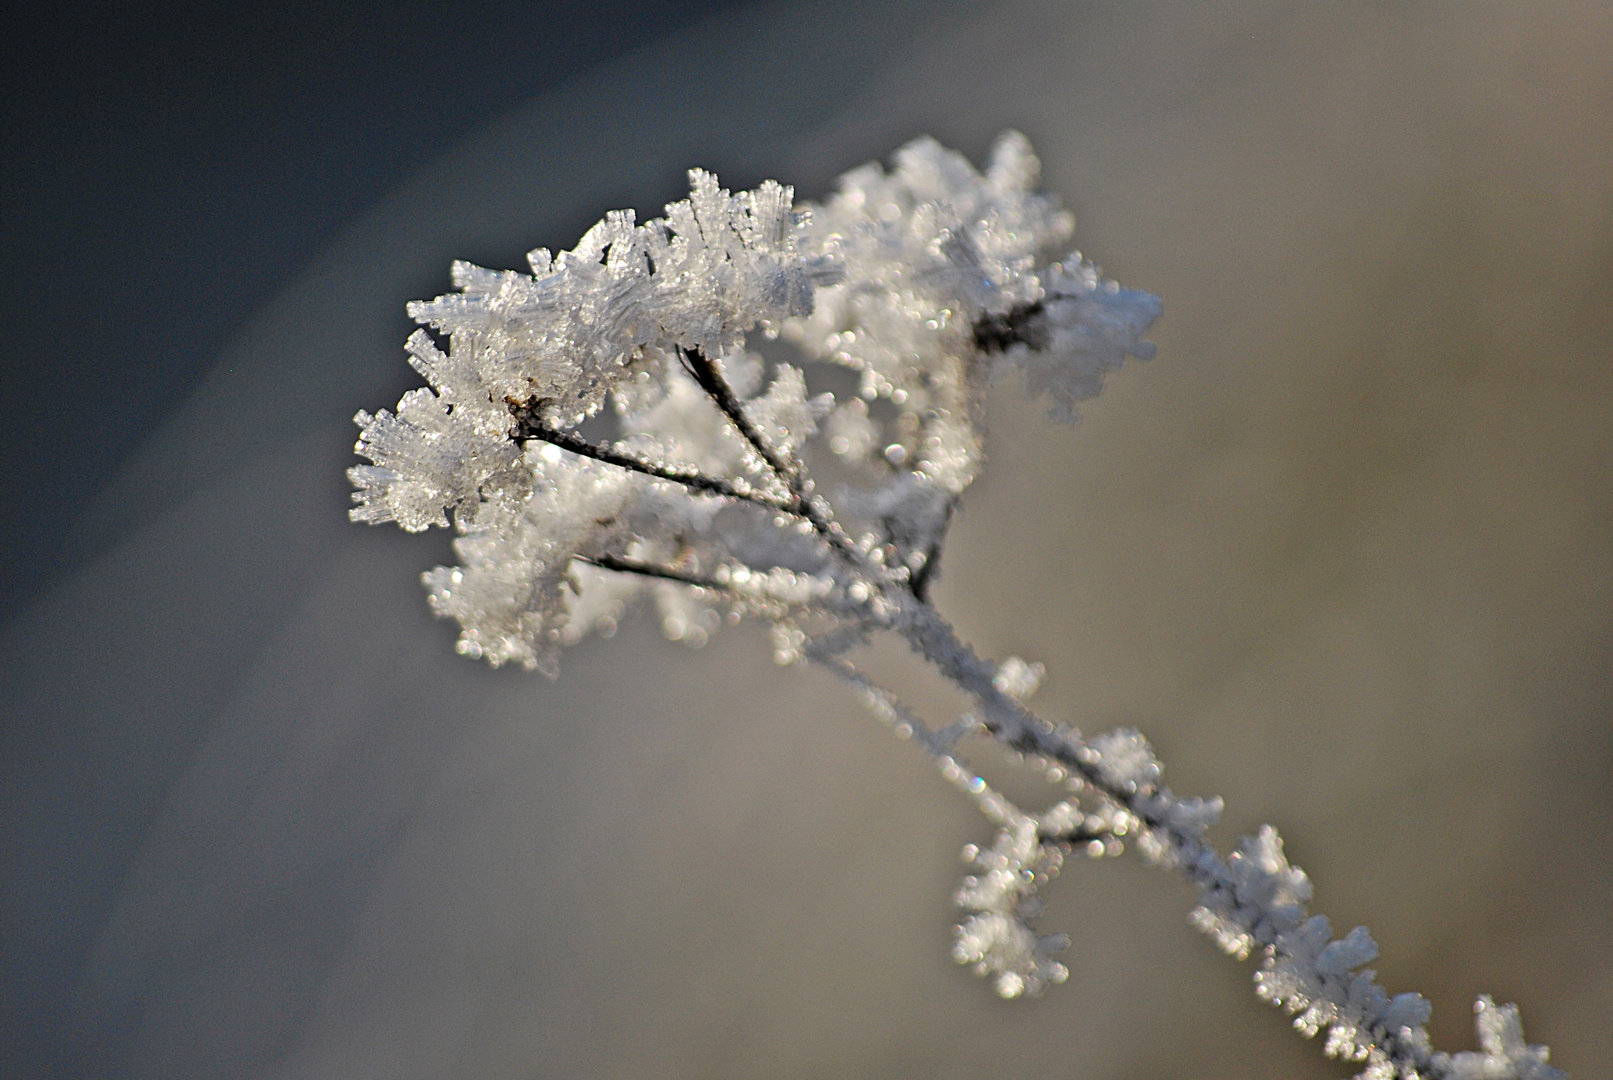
[405,174,841,430]
[1439,996,1564,1080]
[783,131,1089,493]
[422,450,642,675]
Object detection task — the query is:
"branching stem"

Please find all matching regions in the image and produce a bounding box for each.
[680,347,883,578]
[678,348,799,485]
[908,495,957,601]
[872,592,1451,1077]
[510,406,792,512]
[357,134,1556,1078]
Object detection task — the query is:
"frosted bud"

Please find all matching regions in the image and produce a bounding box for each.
[994,254,1163,424]
[1090,728,1161,794]
[993,656,1045,701]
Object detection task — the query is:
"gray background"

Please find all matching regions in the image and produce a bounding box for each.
[3,3,1609,1077]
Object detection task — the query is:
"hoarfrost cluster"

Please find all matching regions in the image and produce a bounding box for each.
[350,134,1562,1078]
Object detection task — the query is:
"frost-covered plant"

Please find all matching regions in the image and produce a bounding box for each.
[350,133,1562,1079]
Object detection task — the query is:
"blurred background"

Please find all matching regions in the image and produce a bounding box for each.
[2,2,1609,1077]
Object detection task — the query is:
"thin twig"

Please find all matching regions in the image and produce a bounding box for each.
[908,495,958,601]
[678,348,798,482]
[579,553,727,591]
[973,300,1047,354]
[813,652,1120,853]
[808,650,953,756]
[509,403,792,512]
[680,347,883,578]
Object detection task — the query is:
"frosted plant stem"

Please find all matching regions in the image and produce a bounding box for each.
[972,299,1046,354]
[807,650,955,756]
[680,348,801,488]
[353,133,1564,1079]
[869,592,1558,1079]
[908,496,957,601]
[511,411,793,512]
[580,554,728,591]
[811,653,1113,844]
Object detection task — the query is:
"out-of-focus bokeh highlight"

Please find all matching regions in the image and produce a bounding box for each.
[3,3,1608,1077]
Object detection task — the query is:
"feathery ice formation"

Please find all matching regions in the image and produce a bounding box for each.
[350,134,1562,1078]
[351,132,1157,673]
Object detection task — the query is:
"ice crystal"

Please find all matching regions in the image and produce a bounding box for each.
[1088,727,1161,794]
[1437,997,1562,1080]
[350,133,1564,1077]
[995,254,1163,423]
[783,131,1155,492]
[421,449,640,674]
[951,815,1069,998]
[991,655,1044,701]
[350,330,526,531]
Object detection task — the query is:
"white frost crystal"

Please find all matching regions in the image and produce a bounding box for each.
[1004,254,1164,423]
[1088,727,1161,793]
[784,131,1158,491]
[354,168,837,533]
[350,330,525,531]
[991,655,1044,701]
[351,132,1161,671]
[421,449,640,674]
[350,134,1564,1077]
[1439,997,1561,1080]
[413,174,835,428]
[952,815,1069,999]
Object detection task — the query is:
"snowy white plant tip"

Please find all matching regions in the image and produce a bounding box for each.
[350,133,1562,1079]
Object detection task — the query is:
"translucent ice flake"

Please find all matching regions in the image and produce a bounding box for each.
[1232,825,1313,921]
[1135,791,1222,845]
[745,364,833,459]
[349,330,524,531]
[1316,925,1380,977]
[992,655,1044,701]
[409,175,837,431]
[559,560,639,644]
[653,580,720,647]
[990,253,1163,424]
[952,912,1069,999]
[824,397,876,459]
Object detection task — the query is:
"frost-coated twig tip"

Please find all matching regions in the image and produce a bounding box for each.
[349,133,1561,1077]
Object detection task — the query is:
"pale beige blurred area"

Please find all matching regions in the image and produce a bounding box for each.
[2,2,1609,1078]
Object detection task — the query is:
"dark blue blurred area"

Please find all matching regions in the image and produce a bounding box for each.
[0,0,743,621]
